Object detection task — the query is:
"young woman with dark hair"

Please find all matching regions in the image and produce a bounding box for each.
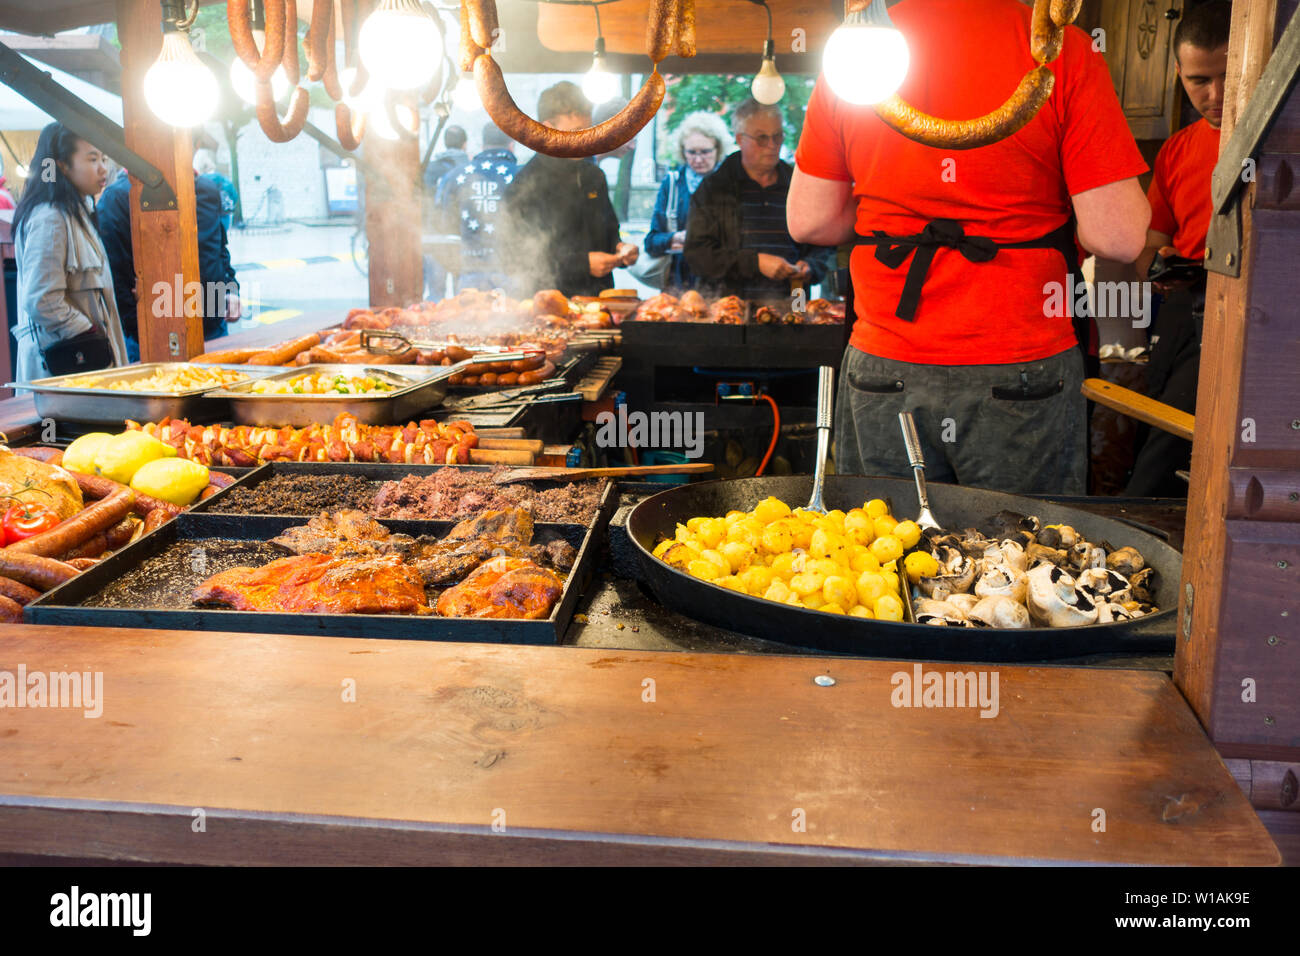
[12,122,127,382]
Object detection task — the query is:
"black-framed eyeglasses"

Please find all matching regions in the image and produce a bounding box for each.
[684,148,717,157]
[739,132,784,147]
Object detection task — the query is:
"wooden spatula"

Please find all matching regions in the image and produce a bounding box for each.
[493,463,715,484]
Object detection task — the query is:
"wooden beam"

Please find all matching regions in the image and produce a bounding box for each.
[1081,378,1195,441]
[115,0,205,362]
[362,134,422,308]
[1175,0,1300,761]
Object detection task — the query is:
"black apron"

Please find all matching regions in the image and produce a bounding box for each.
[851,216,1096,374]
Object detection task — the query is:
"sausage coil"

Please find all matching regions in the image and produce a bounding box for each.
[229,0,288,81]
[871,0,1076,150]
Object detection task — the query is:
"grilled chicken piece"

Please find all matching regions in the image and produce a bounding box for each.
[193,553,430,615]
[269,510,412,556]
[445,507,533,545]
[435,556,564,619]
[677,289,707,316]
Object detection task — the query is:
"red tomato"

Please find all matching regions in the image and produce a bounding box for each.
[3,503,60,544]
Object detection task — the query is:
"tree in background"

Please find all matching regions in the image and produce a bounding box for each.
[658,73,815,164]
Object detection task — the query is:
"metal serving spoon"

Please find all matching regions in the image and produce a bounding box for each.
[806,365,834,514]
[898,411,940,531]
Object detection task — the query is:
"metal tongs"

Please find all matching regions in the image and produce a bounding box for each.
[898,411,940,530]
[360,329,542,362]
[805,365,834,514]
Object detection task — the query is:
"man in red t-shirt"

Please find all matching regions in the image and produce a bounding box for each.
[1126,0,1230,497]
[789,0,1149,495]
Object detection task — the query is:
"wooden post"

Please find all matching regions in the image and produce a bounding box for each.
[115,0,204,361]
[1175,0,1299,770]
[363,133,423,308]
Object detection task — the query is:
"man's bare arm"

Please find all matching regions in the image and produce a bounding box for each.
[1134,229,1174,280]
[787,168,857,246]
[1072,177,1151,263]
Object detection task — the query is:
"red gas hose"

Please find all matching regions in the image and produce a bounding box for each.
[755,394,780,476]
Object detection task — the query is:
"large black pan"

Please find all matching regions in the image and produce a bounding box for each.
[627,476,1181,662]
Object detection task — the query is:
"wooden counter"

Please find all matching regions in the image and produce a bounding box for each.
[0,624,1279,866]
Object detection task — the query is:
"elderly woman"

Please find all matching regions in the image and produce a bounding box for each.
[684,99,834,305]
[642,111,732,292]
[13,122,127,382]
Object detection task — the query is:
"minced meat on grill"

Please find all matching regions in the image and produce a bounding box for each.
[372,466,605,524]
[213,474,378,515]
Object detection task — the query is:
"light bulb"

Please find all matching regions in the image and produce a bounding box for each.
[361,87,418,140]
[453,72,481,111]
[144,31,220,128]
[582,54,619,106]
[823,22,909,105]
[359,0,442,90]
[230,29,290,105]
[751,57,785,105]
[340,66,366,104]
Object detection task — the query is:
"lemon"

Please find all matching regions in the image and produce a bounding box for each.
[61,432,114,475]
[129,457,209,506]
[95,431,176,484]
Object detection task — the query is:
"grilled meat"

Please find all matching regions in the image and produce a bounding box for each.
[193,552,430,615]
[435,555,564,619]
[270,509,412,555]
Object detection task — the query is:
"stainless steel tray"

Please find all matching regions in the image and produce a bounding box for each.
[207,363,461,427]
[6,363,274,425]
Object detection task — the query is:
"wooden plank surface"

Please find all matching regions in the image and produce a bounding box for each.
[0,625,1278,866]
[1081,378,1195,441]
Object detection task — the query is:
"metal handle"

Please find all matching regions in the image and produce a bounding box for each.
[816,366,834,430]
[899,411,924,469]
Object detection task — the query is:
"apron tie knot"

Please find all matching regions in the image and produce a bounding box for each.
[860,219,998,321]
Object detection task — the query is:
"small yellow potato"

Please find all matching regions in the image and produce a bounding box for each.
[764,580,793,602]
[698,518,727,550]
[893,519,922,549]
[849,547,880,573]
[790,571,826,597]
[753,497,791,523]
[849,604,873,618]
[904,551,938,583]
[881,570,901,594]
[823,575,857,610]
[687,559,722,581]
[844,509,875,545]
[653,539,674,558]
[864,498,889,519]
[699,549,730,575]
[740,565,776,594]
[856,570,889,606]
[873,593,904,621]
[760,523,793,554]
[870,534,903,565]
[873,515,899,539]
[770,552,796,578]
[719,540,754,573]
[819,603,846,615]
[714,575,746,593]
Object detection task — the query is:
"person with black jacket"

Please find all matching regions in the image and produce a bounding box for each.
[97,166,239,357]
[684,99,834,305]
[502,82,638,298]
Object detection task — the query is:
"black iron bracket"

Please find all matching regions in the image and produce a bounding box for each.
[0,39,178,213]
[1206,6,1300,277]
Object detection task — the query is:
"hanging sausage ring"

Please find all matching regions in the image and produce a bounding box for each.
[462,0,696,158]
[229,0,367,148]
[865,0,1082,150]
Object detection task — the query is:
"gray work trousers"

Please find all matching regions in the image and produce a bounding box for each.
[834,346,1087,495]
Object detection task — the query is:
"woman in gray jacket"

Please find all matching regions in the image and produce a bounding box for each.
[13,122,127,382]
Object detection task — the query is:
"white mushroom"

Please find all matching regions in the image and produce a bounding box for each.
[945,593,981,615]
[1036,524,1079,550]
[1106,546,1145,577]
[1097,602,1137,624]
[918,546,977,598]
[1026,563,1099,627]
[975,563,1028,604]
[968,595,1031,629]
[1067,542,1106,572]
[914,598,969,627]
[1076,567,1132,604]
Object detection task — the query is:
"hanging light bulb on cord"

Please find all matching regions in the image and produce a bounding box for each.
[582,37,620,106]
[359,0,442,90]
[452,71,482,112]
[230,1,290,105]
[580,4,619,106]
[823,0,910,105]
[749,1,785,105]
[144,0,219,128]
